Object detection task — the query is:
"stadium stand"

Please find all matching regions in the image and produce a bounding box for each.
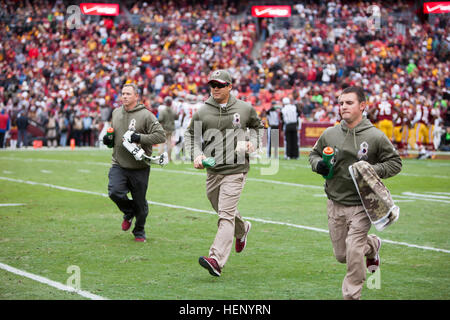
[0,0,448,156]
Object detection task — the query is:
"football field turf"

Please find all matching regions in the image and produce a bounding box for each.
[0,149,449,300]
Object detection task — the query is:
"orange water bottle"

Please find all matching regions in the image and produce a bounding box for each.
[106,127,114,148]
[322,146,335,179]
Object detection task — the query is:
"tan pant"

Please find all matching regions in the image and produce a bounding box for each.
[327,199,379,300]
[206,172,249,269]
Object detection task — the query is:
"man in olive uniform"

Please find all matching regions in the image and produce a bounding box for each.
[103,83,166,242]
[309,86,402,299]
[185,70,263,276]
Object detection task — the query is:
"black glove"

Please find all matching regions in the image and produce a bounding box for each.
[316,160,330,176]
[130,132,141,143]
[102,134,114,148]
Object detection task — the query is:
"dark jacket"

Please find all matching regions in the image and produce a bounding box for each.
[16,114,29,130]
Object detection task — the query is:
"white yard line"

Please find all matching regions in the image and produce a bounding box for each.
[1,176,449,255]
[0,262,107,300]
[0,203,25,207]
[426,192,450,196]
[402,192,450,200]
[400,192,450,204]
[399,173,449,179]
[3,156,449,198]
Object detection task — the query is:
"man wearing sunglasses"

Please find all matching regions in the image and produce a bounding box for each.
[185,70,263,277]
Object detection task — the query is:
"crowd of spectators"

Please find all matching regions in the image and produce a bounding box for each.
[252,2,449,127]
[0,0,448,149]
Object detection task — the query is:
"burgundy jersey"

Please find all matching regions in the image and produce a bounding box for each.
[377,100,393,121]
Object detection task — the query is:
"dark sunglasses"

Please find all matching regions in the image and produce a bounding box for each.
[209,82,228,89]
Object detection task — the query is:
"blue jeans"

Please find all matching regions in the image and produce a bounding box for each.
[18,129,28,147]
[60,132,67,146]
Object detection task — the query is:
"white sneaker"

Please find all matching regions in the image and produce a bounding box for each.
[235,221,252,253]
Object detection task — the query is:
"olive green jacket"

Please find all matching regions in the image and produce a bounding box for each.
[158,105,176,133]
[185,94,263,175]
[309,117,402,205]
[111,104,166,169]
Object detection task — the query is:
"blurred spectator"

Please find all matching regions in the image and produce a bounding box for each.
[72,115,83,146]
[281,97,300,159]
[16,109,29,148]
[45,111,58,147]
[0,108,10,148]
[158,96,176,161]
[82,112,93,146]
[266,101,280,158]
[58,112,69,147]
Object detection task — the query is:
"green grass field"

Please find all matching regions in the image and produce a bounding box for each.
[0,149,449,300]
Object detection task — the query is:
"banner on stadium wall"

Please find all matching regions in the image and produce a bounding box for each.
[423,2,450,13]
[251,6,291,18]
[300,122,335,147]
[80,3,120,16]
